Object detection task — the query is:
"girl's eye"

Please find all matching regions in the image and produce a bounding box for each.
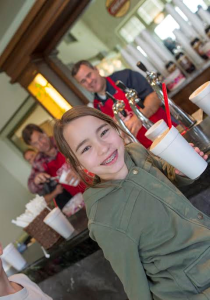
[101,129,109,137]
[81,146,91,154]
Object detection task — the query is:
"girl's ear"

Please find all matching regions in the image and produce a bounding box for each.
[0,243,3,256]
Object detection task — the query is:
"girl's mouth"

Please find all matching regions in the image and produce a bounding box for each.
[101,150,118,166]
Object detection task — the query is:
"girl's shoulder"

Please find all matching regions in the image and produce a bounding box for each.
[125,142,149,167]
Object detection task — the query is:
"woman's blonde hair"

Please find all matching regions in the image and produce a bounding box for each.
[54,106,130,187]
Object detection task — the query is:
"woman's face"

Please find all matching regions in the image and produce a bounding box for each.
[63,116,128,181]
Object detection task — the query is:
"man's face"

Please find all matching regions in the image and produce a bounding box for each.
[74,65,106,94]
[29,130,51,153]
[24,150,36,165]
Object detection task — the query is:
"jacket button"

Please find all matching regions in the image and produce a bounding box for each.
[132,169,138,175]
[197,212,204,220]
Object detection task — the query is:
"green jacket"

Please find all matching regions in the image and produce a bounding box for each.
[84,143,210,300]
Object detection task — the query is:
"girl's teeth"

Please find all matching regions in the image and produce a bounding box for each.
[104,152,116,164]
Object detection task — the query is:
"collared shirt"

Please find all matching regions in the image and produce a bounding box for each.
[28,137,58,194]
[94,69,153,104]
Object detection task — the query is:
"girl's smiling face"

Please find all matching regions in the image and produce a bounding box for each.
[63,116,128,181]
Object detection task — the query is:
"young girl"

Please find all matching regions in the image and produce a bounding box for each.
[54,106,210,300]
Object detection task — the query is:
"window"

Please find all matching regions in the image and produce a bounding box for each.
[137,0,164,25]
[28,74,72,119]
[155,15,180,40]
[119,16,145,43]
[182,0,207,12]
[175,7,188,20]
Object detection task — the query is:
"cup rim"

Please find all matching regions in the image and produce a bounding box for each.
[150,126,179,155]
[145,120,168,141]
[146,119,167,135]
[189,81,210,102]
[44,207,61,224]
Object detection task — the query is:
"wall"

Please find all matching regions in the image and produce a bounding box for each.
[57,0,144,64]
[0,162,31,247]
[82,0,144,49]
[57,19,109,64]
[0,74,28,131]
[0,73,33,246]
[0,0,36,55]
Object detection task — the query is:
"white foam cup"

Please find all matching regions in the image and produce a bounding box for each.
[189,82,210,116]
[2,243,27,271]
[150,126,207,179]
[44,207,74,239]
[59,170,79,187]
[145,119,168,141]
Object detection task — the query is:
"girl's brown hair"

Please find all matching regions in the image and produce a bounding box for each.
[54,106,131,187]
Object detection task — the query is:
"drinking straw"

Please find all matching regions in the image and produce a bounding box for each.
[162,83,172,129]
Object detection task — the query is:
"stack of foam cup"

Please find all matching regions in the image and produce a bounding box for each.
[2,243,27,271]
[189,82,210,116]
[44,207,75,239]
[149,125,207,180]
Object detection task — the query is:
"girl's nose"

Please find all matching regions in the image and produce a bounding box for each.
[97,141,109,156]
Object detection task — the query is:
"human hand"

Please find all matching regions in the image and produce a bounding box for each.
[175,143,208,176]
[34,173,51,185]
[65,169,80,187]
[120,113,142,136]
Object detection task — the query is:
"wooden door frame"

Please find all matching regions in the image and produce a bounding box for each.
[0,0,91,104]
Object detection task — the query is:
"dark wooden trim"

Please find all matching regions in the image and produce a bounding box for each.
[0,0,91,83]
[0,0,47,67]
[36,0,92,55]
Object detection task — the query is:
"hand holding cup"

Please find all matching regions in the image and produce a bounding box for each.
[175,143,208,176]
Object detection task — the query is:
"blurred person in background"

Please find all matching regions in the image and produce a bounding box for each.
[22,125,86,210]
[23,149,64,207]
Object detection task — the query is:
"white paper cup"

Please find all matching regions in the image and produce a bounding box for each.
[145,119,168,141]
[189,82,210,116]
[44,207,74,239]
[59,170,79,187]
[150,126,207,179]
[2,243,27,271]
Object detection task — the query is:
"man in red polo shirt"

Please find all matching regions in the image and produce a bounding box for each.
[71,60,172,148]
